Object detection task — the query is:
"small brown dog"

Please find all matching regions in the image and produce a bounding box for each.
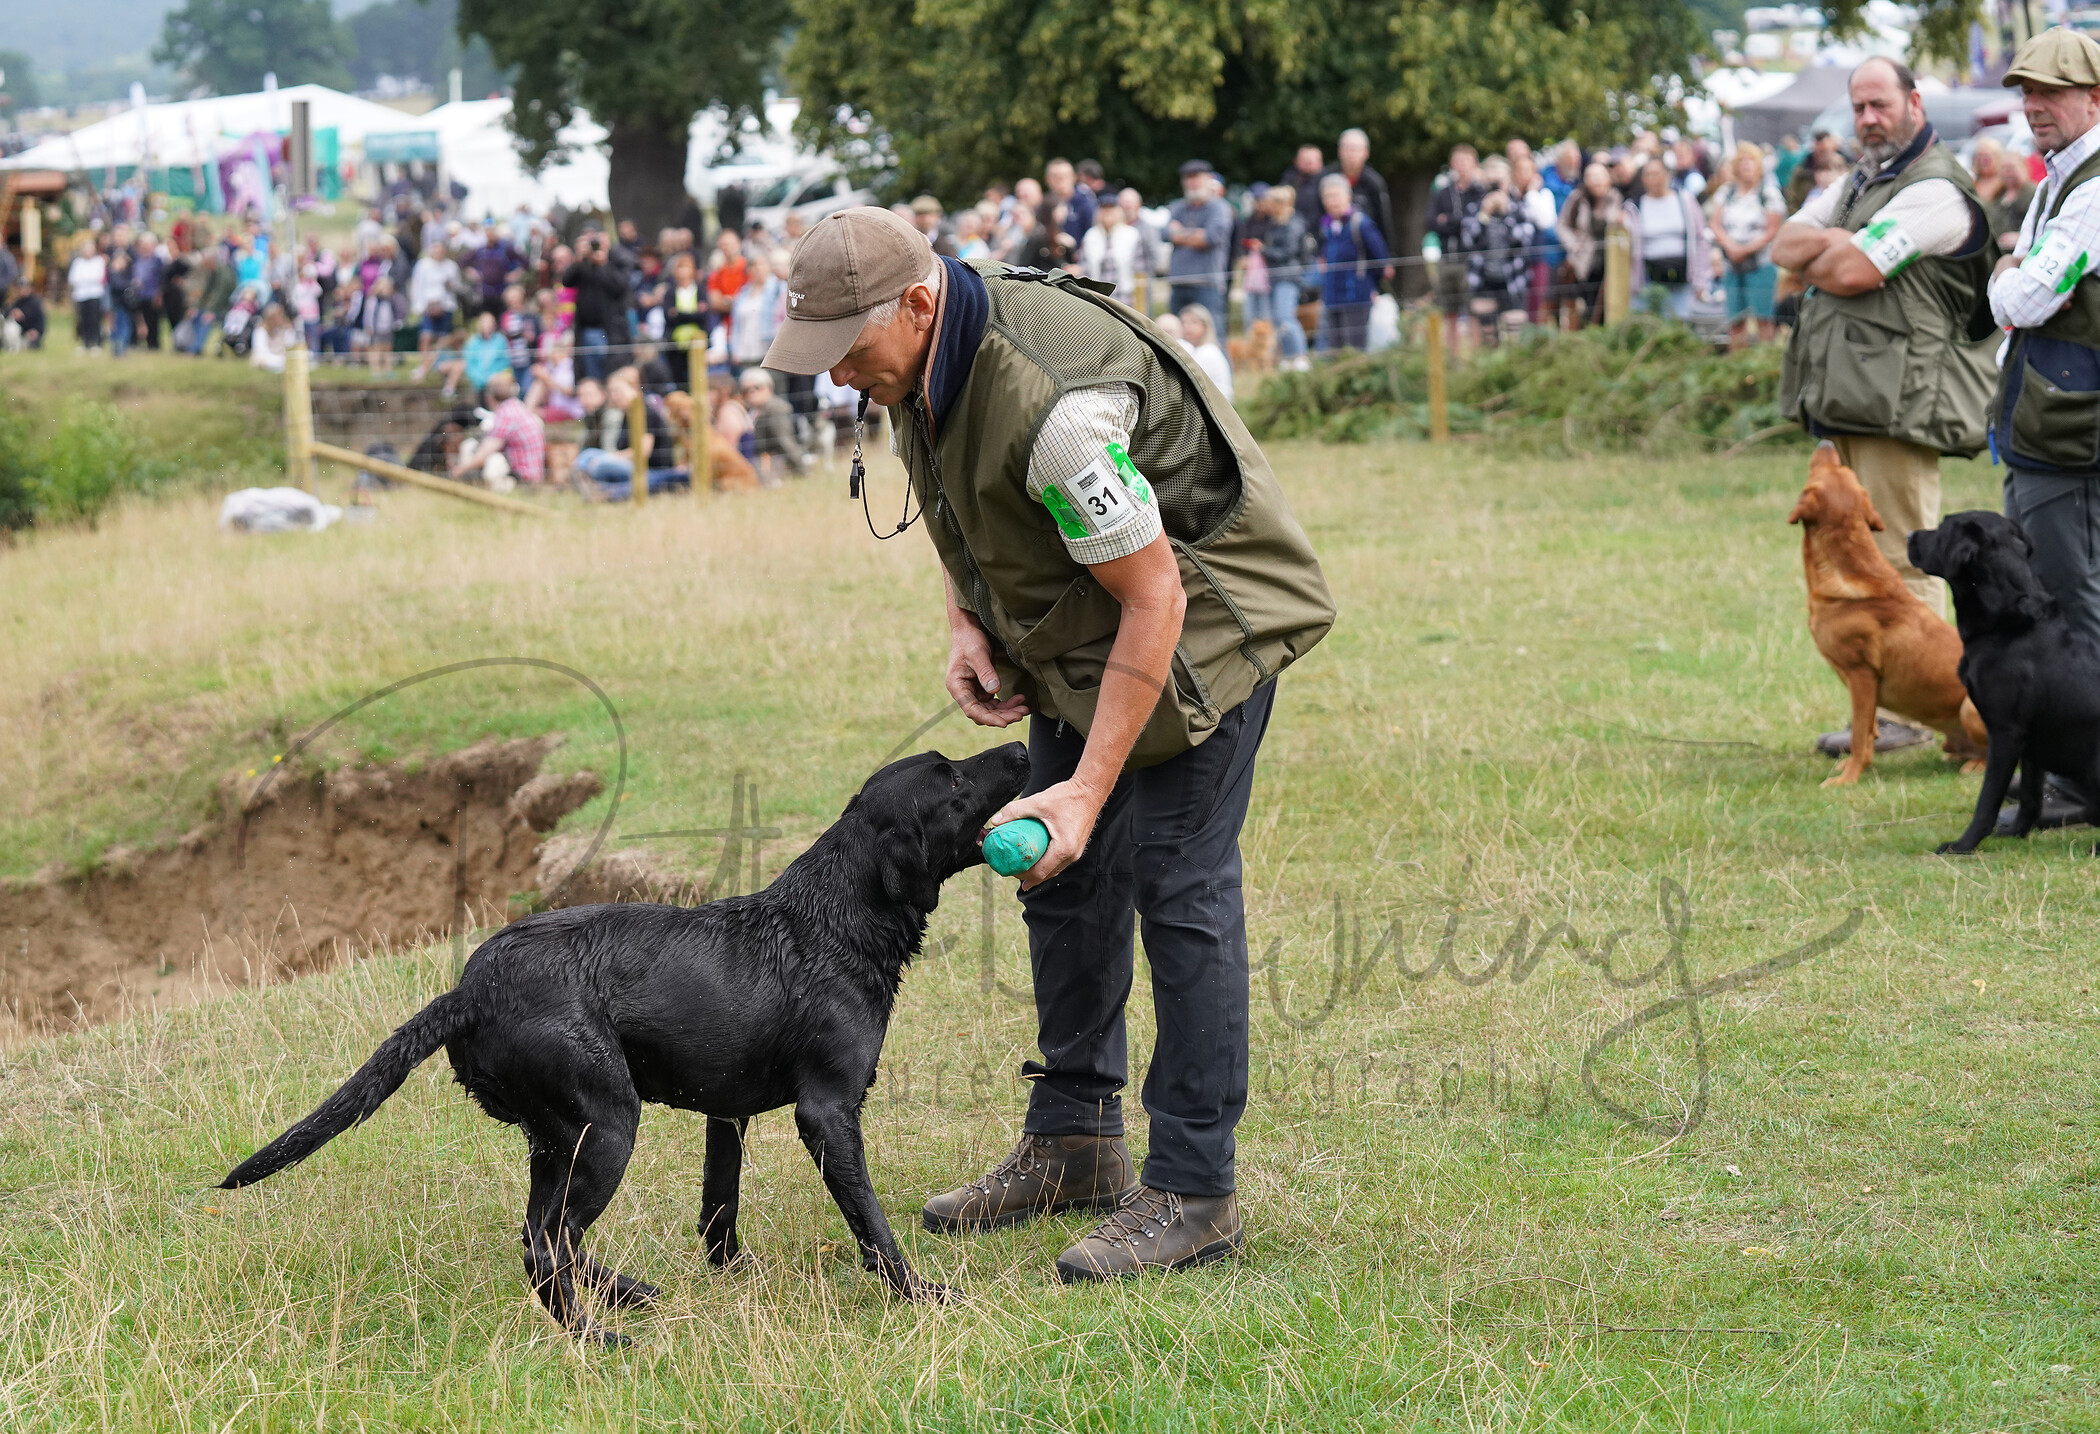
[1790,442,1987,786]
[1227,319,1277,375]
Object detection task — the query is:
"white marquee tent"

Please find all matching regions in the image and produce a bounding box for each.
[406,99,611,218]
[0,84,429,175]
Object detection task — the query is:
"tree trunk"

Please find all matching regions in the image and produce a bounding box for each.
[606,118,690,240]
[1391,168,1435,302]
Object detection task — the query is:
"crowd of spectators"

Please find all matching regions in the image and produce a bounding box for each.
[1,119,2049,477]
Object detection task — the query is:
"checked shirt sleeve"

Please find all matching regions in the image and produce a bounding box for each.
[1024,383,1164,567]
[1991,177,2100,331]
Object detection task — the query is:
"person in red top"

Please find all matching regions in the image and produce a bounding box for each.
[707,229,748,346]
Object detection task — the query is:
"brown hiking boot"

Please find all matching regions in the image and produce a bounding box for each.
[920,1132,1135,1234]
[1054,1185,1242,1282]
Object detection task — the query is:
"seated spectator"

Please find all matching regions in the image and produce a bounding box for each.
[528,332,583,419]
[5,287,46,350]
[812,369,864,461]
[444,309,514,400]
[632,341,677,396]
[249,303,294,372]
[740,369,810,480]
[667,388,760,490]
[449,370,545,486]
[1176,305,1234,400]
[574,369,677,493]
[710,372,754,466]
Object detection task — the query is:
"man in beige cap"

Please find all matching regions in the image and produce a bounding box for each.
[1773,56,1998,764]
[1982,25,2100,830]
[765,207,1335,1284]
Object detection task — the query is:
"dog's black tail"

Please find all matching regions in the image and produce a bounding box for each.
[219,989,476,1189]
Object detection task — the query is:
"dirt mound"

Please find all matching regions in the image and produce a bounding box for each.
[0,737,607,1037]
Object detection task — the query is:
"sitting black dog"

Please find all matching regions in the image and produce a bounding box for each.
[1909,512,2100,853]
[219,744,1032,1338]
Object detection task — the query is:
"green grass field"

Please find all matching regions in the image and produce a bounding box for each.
[0,361,2094,1430]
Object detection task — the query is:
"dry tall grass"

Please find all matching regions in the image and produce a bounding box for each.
[1,437,2094,1429]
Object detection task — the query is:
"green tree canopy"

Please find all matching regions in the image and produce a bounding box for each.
[0,49,42,118]
[788,0,1701,206]
[456,0,788,237]
[154,0,351,95]
[347,0,507,99]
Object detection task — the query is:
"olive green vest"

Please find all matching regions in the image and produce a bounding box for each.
[1994,144,2100,472]
[1781,143,1997,456]
[894,265,1336,769]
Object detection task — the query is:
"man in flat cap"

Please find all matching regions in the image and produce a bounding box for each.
[1774,55,1999,766]
[1985,25,2100,828]
[764,207,1334,1282]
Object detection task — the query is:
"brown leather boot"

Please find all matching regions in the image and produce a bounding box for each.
[920,1132,1135,1233]
[1053,1185,1242,1282]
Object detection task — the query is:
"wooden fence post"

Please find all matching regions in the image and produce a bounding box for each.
[307,439,553,517]
[283,345,314,491]
[627,388,651,507]
[689,337,711,497]
[1603,223,1632,326]
[1425,306,1450,444]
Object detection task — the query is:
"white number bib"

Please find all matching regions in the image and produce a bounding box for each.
[2023,225,2091,295]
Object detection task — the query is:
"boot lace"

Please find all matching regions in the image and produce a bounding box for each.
[1089,1186,1182,1251]
[967,1134,1054,1195]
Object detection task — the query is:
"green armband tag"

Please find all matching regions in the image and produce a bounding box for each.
[1106,441,1153,505]
[1040,484,1090,540]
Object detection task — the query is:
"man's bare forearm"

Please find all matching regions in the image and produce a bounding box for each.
[1071,542,1185,798]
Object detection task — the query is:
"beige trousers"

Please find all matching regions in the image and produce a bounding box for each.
[1830,433,1945,616]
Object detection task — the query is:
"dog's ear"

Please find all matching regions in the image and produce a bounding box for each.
[878,827,943,914]
[1974,538,2058,625]
[1859,495,1886,533]
[1787,488,1816,525]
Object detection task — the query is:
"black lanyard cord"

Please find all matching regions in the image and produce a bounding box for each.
[850,391,922,541]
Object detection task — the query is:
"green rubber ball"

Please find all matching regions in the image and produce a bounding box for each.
[982,817,1050,876]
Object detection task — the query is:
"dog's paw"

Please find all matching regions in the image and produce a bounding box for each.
[1934,841,1976,856]
[602,1277,659,1310]
[1821,770,1862,789]
[903,1276,957,1305]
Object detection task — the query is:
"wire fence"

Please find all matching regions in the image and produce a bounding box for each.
[301,339,857,493]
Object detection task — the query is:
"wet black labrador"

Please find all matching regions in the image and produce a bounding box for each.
[219,744,1032,1338]
[1910,511,2100,853]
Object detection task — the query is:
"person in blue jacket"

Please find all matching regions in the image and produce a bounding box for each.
[1316,174,1391,351]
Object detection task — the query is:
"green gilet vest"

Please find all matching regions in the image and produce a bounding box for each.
[1993,144,2100,473]
[1781,142,1997,456]
[894,265,1336,769]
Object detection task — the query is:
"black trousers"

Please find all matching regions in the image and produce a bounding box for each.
[2005,470,2100,647]
[1017,679,1275,1198]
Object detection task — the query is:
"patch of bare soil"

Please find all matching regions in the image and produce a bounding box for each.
[0,736,636,1038]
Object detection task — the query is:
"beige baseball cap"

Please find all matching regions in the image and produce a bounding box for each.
[763,205,935,374]
[2003,26,2100,88]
